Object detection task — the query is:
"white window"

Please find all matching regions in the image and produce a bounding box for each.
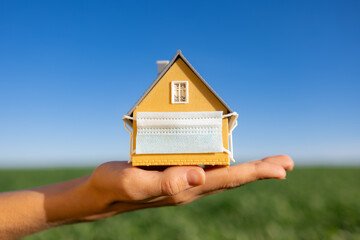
[171,81,189,104]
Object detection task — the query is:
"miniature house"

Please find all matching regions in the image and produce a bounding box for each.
[123,50,238,166]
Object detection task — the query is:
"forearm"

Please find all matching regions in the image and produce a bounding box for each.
[0,176,102,239]
[0,190,48,239]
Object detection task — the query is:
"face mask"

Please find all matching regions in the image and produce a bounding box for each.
[123,111,238,162]
[135,111,223,154]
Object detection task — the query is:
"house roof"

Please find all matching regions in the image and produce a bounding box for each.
[123,50,235,126]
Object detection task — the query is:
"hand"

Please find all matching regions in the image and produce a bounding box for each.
[78,155,294,221]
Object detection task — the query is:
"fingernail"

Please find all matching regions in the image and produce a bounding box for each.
[186,169,204,186]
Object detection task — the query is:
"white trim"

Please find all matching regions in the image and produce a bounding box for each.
[222,112,238,119]
[171,81,189,104]
[122,115,136,121]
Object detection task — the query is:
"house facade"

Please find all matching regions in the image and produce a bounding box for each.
[123,50,238,166]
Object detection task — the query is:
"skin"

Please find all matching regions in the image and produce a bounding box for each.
[0,155,293,240]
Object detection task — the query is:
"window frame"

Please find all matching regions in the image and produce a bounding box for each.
[171,81,189,104]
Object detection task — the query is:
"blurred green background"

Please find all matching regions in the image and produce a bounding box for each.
[1,167,359,240]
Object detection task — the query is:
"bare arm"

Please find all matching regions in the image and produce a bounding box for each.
[0,155,293,239]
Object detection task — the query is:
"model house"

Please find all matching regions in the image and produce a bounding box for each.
[123,50,238,166]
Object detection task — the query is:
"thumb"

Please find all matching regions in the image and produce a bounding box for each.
[159,166,205,196]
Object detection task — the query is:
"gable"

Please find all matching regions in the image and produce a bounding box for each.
[134,57,229,114]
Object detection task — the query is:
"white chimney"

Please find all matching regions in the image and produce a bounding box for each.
[156,60,169,75]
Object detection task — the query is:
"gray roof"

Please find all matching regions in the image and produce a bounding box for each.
[123,50,234,127]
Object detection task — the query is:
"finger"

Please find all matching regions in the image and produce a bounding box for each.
[262,155,294,171]
[195,159,287,194]
[129,166,206,199]
[157,166,206,196]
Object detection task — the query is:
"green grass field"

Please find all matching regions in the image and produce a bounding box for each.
[1,167,359,240]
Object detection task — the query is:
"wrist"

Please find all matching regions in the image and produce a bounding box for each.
[38,176,107,225]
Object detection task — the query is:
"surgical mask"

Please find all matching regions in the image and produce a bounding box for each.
[136,111,223,154]
[123,111,238,162]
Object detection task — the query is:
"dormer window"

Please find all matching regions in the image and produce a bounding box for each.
[171,81,189,104]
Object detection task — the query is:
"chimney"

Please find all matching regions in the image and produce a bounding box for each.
[156,60,169,75]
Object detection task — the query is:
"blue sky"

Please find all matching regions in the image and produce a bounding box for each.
[0,1,359,167]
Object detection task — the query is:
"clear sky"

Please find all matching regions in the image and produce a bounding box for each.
[0,1,359,167]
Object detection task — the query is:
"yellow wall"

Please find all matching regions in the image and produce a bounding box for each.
[132,58,230,166]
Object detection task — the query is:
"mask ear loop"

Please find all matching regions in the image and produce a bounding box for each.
[222,112,239,163]
[123,122,133,163]
[123,115,137,163]
[223,147,235,162]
